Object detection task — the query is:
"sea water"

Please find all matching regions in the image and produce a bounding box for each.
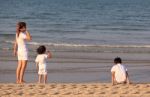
[1,0,150,50]
[0,0,150,83]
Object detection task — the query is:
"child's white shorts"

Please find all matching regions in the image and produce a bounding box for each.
[38,68,47,75]
[17,51,28,60]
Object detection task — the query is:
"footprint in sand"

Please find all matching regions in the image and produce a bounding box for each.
[71,84,77,88]
[143,91,150,94]
[49,84,57,89]
[130,90,140,94]
[111,91,118,94]
[25,90,37,96]
[86,89,95,94]
[57,84,67,89]
[98,91,106,94]
[61,90,71,95]
[120,91,129,94]
[7,84,14,87]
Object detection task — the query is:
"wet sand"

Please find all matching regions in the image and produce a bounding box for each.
[0,46,150,83]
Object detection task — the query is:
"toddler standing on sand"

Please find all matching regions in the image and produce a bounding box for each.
[35,45,51,84]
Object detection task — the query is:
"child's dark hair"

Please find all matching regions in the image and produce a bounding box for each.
[37,45,46,54]
[114,57,122,64]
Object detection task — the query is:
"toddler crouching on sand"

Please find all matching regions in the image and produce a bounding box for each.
[111,57,130,85]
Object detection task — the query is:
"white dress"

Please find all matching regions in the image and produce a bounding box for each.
[16,32,28,60]
[35,54,48,75]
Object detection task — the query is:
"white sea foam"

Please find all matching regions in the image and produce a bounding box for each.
[4,40,150,48]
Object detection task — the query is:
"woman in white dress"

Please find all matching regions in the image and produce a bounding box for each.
[13,22,32,84]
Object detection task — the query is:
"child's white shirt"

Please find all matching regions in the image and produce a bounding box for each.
[111,64,127,83]
[35,54,48,69]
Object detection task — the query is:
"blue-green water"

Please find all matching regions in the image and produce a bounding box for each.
[1,0,150,83]
[1,0,150,48]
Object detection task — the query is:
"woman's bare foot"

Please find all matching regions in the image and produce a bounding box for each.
[19,80,26,84]
[22,80,26,83]
[19,81,25,84]
[16,80,20,84]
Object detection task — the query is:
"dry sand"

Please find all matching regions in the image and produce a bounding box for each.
[0,83,149,97]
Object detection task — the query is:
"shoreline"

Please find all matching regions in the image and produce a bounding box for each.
[0,51,150,83]
[0,45,150,83]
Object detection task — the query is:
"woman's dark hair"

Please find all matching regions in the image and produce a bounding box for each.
[37,45,46,54]
[16,22,26,37]
[114,57,122,64]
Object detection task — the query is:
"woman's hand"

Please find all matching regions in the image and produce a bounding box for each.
[25,30,32,41]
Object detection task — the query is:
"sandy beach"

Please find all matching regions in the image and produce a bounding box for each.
[0,83,149,97]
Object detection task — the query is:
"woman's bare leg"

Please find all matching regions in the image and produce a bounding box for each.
[38,75,42,83]
[44,74,47,84]
[19,60,27,83]
[16,60,22,84]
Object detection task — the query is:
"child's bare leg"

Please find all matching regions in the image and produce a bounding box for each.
[19,60,27,83]
[38,75,42,83]
[16,60,22,83]
[44,74,47,84]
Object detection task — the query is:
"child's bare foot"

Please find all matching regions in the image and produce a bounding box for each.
[38,81,42,84]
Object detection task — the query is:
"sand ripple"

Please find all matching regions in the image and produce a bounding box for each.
[0,83,149,97]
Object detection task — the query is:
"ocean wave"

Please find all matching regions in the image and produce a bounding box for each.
[4,40,150,48]
[0,34,15,37]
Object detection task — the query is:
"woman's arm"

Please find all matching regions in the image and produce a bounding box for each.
[25,30,32,41]
[13,40,17,56]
